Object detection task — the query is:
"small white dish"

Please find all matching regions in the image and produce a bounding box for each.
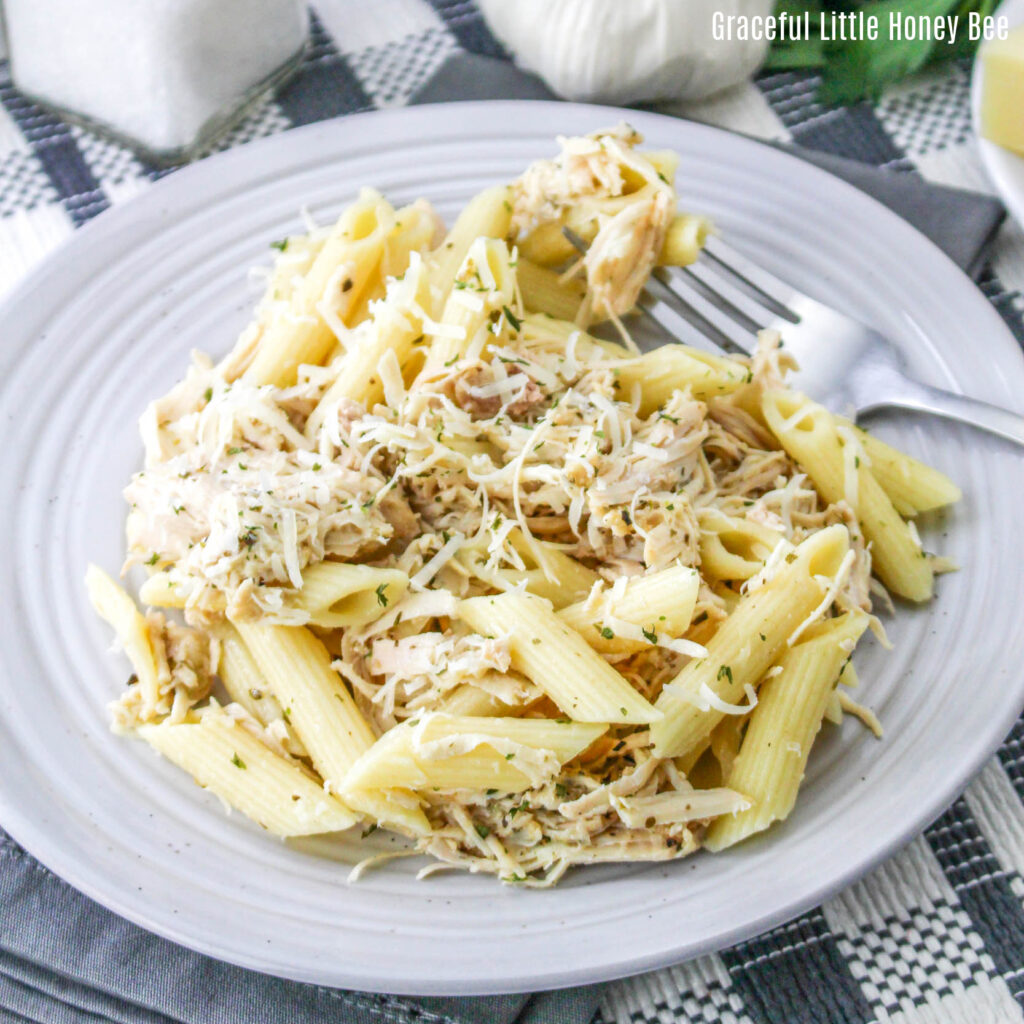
[972,0,1024,227]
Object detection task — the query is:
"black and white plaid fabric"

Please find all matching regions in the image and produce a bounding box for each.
[2,3,1024,1022]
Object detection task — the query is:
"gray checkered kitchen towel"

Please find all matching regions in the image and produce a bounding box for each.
[2,3,1024,1024]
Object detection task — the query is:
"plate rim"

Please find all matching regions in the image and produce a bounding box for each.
[1,99,1024,995]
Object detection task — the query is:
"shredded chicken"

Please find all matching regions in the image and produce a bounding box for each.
[510,125,676,322]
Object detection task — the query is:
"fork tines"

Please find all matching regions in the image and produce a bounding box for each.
[560,226,799,358]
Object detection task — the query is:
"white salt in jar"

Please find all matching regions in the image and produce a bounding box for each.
[4,0,308,163]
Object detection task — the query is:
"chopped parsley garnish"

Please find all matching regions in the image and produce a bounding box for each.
[375,583,389,607]
[227,446,242,455]
[504,752,515,761]
[231,753,246,769]
[717,665,734,684]
[475,824,491,839]
[620,707,628,716]
[145,552,160,566]
[657,412,679,424]
[502,305,522,331]
[239,528,259,550]
[361,823,378,838]
[203,387,213,402]
[443,354,459,367]
[312,462,321,471]
[600,626,615,640]
[270,238,288,252]
[642,626,658,644]
[554,782,569,799]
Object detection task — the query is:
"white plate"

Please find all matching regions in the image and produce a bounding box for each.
[972,0,1024,227]
[1,102,1023,996]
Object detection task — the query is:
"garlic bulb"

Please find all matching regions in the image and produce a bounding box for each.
[477,0,776,104]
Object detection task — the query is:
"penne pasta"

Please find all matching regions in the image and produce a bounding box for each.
[232,621,429,835]
[516,257,586,320]
[230,622,376,778]
[459,591,661,724]
[658,213,713,267]
[424,237,518,371]
[210,621,307,757]
[244,190,397,387]
[86,565,162,720]
[703,611,868,851]
[293,562,408,629]
[426,184,513,309]
[342,714,607,793]
[518,219,577,266]
[698,510,783,582]
[650,524,851,758]
[439,676,542,717]
[837,417,962,516]
[557,564,700,655]
[456,532,599,610]
[762,391,933,601]
[139,706,355,837]
[616,344,750,414]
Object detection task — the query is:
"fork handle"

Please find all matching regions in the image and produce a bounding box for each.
[871,380,1024,447]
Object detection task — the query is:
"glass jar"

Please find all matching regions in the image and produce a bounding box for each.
[4,0,308,164]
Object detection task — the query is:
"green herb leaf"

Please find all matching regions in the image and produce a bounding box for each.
[502,305,522,331]
[767,0,996,106]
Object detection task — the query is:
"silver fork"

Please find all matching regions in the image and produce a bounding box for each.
[565,228,1024,446]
